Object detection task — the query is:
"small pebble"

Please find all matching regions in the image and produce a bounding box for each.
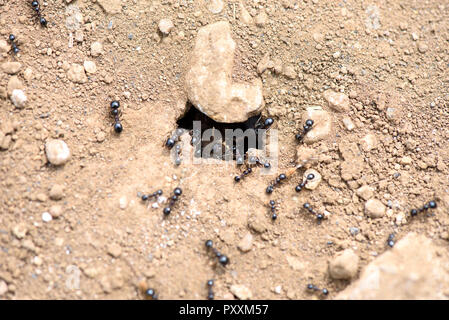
[45,139,71,165]
[159,19,174,35]
[230,284,252,300]
[42,212,53,222]
[49,205,63,218]
[90,41,103,57]
[328,249,359,280]
[365,199,386,218]
[83,60,97,74]
[10,89,27,109]
[237,233,253,252]
[12,223,27,239]
[49,184,64,200]
[0,280,7,296]
[255,11,268,27]
[2,62,22,75]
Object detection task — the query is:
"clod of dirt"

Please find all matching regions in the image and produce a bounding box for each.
[336,233,449,299]
[328,249,359,280]
[185,21,264,123]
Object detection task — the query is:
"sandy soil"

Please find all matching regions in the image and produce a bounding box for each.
[0,0,448,300]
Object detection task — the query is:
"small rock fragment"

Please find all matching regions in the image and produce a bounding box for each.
[83,60,97,74]
[360,134,377,152]
[12,223,27,239]
[67,64,88,84]
[0,40,9,53]
[302,106,332,144]
[119,196,128,210]
[329,249,359,280]
[97,0,122,14]
[417,42,428,53]
[282,64,297,79]
[49,205,63,218]
[0,281,7,296]
[365,199,386,218]
[91,42,104,57]
[230,284,252,300]
[42,212,53,222]
[303,169,321,190]
[239,3,253,24]
[400,156,412,165]
[45,139,71,165]
[10,89,27,109]
[2,62,22,75]
[255,11,268,27]
[356,185,374,201]
[342,116,355,130]
[107,243,122,258]
[7,76,23,95]
[238,233,253,252]
[49,184,65,200]
[323,90,350,113]
[207,0,224,14]
[158,19,174,35]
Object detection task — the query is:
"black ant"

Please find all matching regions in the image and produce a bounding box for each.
[30,1,48,27]
[303,203,324,221]
[266,166,300,194]
[387,233,395,248]
[306,284,329,297]
[269,200,278,220]
[266,173,287,193]
[138,281,158,300]
[110,101,123,133]
[295,173,315,192]
[234,156,270,182]
[8,34,19,54]
[163,187,182,216]
[409,200,437,217]
[141,189,163,202]
[254,117,274,132]
[296,119,314,142]
[234,167,252,182]
[206,280,214,300]
[165,129,185,149]
[205,240,229,267]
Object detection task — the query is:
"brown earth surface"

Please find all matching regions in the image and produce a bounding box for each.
[0,0,449,300]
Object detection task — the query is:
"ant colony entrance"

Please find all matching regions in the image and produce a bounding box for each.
[175,102,270,163]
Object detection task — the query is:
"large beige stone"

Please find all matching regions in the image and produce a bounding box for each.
[185,21,264,123]
[336,233,449,299]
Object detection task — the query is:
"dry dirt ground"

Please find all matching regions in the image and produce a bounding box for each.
[0,0,449,300]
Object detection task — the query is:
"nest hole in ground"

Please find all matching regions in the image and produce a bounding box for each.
[176,102,266,162]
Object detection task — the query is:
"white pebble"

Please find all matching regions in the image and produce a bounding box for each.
[45,139,71,166]
[42,212,52,222]
[159,19,174,35]
[10,89,27,109]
